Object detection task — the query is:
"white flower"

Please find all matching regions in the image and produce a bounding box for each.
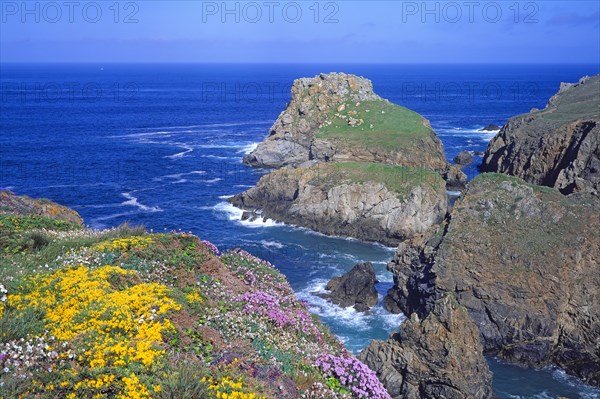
[3,367,9,373]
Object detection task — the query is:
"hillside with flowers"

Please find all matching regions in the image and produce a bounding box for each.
[0,190,390,399]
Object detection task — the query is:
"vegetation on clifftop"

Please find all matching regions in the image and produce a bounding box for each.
[0,192,391,399]
[316,100,435,154]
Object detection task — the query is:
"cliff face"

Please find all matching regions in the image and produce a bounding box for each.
[233,73,465,246]
[360,295,493,399]
[385,173,600,385]
[481,74,600,195]
[230,162,448,246]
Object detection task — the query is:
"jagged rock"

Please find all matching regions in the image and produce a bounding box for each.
[229,162,448,246]
[481,74,600,195]
[322,262,378,312]
[360,294,493,399]
[0,190,83,225]
[480,124,500,131]
[385,173,600,385]
[453,150,475,166]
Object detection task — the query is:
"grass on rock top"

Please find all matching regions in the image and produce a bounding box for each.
[315,100,434,153]
[308,162,446,200]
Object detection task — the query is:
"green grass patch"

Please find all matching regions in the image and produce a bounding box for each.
[315,100,435,153]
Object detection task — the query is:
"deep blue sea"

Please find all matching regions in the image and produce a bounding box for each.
[1,63,599,398]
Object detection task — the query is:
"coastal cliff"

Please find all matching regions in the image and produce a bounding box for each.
[481,74,600,195]
[230,163,448,246]
[0,191,391,399]
[360,295,492,399]
[384,174,600,385]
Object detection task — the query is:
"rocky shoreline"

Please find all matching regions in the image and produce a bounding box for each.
[234,72,600,396]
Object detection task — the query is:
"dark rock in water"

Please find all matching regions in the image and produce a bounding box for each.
[323,262,378,312]
[474,150,485,156]
[241,211,259,222]
[481,124,500,131]
[481,74,600,195]
[360,294,493,398]
[385,173,600,386]
[453,150,475,166]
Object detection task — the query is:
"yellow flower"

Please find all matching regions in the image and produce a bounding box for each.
[7,265,180,398]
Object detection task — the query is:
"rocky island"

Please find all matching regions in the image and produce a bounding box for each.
[232,73,465,245]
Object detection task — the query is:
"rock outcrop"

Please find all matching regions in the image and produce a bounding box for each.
[385,173,600,385]
[453,150,475,166]
[244,73,381,169]
[360,294,493,399]
[481,74,600,195]
[0,190,83,225]
[323,262,378,312]
[229,162,448,246]
[243,73,466,188]
[480,124,500,131]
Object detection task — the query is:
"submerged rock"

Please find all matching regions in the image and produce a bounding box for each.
[481,74,600,195]
[385,173,600,385]
[323,262,378,312]
[360,294,493,399]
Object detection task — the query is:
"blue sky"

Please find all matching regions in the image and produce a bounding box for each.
[1,1,599,63]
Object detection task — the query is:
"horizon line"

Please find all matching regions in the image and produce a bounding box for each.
[2,61,599,66]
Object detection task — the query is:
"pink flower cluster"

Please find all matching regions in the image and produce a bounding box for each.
[315,354,391,399]
[237,291,322,339]
[201,240,220,255]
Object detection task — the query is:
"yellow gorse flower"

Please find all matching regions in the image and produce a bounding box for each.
[93,236,154,253]
[7,265,181,397]
[207,377,266,399]
[185,290,203,304]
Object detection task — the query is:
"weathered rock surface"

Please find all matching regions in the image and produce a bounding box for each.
[481,74,600,195]
[360,294,493,399]
[243,73,382,168]
[229,163,449,246]
[385,173,600,385]
[0,190,83,225]
[323,262,378,312]
[453,150,475,166]
[243,73,466,187]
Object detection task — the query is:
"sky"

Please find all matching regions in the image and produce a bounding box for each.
[0,0,599,63]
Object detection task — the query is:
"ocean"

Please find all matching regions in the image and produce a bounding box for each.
[1,63,599,398]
